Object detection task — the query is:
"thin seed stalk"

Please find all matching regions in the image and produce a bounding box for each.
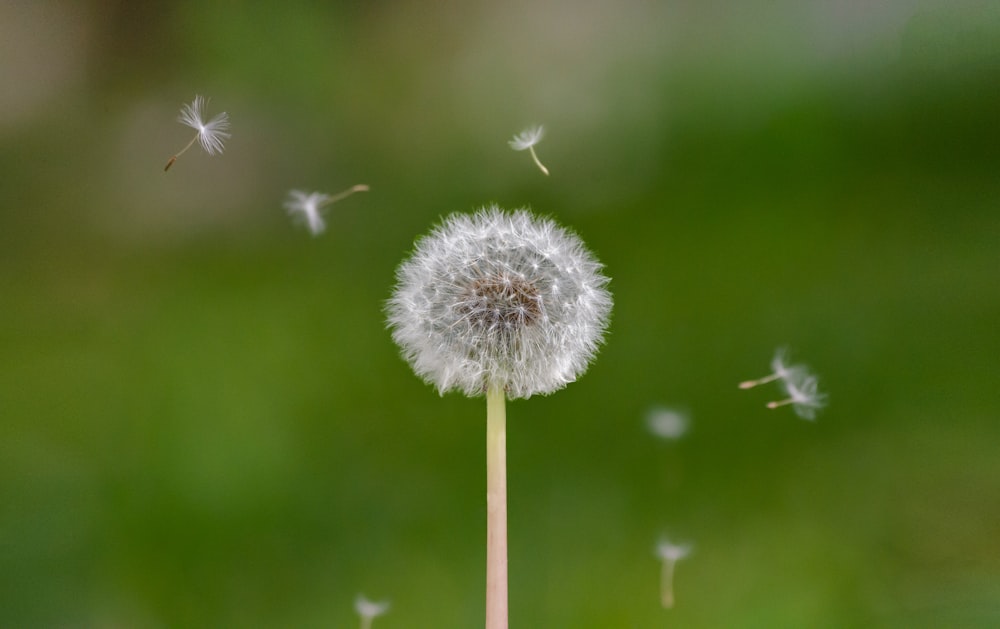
[661,558,677,608]
[486,384,508,629]
[164,133,199,171]
[528,146,549,175]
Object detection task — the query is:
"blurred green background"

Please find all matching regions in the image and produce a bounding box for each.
[2,1,999,627]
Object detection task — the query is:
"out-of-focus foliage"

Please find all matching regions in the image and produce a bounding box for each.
[2,1,998,627]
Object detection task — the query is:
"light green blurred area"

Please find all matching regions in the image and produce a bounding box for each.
[2,1,999,627]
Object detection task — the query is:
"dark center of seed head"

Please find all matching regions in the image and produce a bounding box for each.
[460,273,543,330]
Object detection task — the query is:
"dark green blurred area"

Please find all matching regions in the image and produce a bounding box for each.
[2,1,999,627]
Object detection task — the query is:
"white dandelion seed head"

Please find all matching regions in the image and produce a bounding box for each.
[284,189,332,236]
[646,406,689,440]
[780,370,828,421]
[770,347,806,381]
[354,594,390,620]
[178,94,230,155]
[656,538,693,562]
[387,206,613,400]
[508,125,545,151]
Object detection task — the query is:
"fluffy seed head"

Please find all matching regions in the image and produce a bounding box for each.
[284,189,332,236]
[656,537,693,562]
[770,347,805,382]
[178,95,230,155]
[354,594,390,621]
[646,406,689,440]
[770,370,828,420]
[387,206,612,399]
[508,125,545,151]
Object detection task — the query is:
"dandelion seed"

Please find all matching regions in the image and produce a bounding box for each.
[740,347,827,420]
[354,594,390,629]
[738,347,804,389]
[386,206,612,629]
[767,370,827,420]
[164,95,230,171]
[283,185,369,236]
[509,125,549,175]
[656,537,693,609]
[646,406,689,440]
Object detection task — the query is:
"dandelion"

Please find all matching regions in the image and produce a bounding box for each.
[655,537,693,609]
[508,125,549,175]
[645,406,689,440]
[354,594,390,629]
[163,95,230,171]
[386,206,612,629]
[283,185,369,236]
[767,370,827,420]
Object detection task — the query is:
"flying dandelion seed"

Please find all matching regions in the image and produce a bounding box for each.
[656,537,693,609]
[354,594,390,629]
[740,347,827,420]
[283,185,369,236]
[508,125,549,175]
[645,406,689,440]
[767,370,827,420]
[163,95,230,171]
[738,347,804,390]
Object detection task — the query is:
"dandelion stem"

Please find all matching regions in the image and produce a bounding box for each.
[359,616,373,629]
[164,133,200,171]
[486,384,508,629]
[528,146,549,176]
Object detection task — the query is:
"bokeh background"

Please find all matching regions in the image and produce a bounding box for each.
[2,1,999,627]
